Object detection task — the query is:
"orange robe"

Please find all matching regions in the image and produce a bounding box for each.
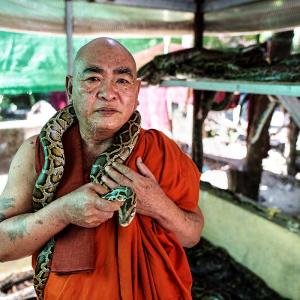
[34,124,200,300]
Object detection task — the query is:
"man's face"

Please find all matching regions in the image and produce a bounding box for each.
[68,42,140,137]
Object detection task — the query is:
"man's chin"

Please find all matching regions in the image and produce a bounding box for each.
[91,114,130,134]
[94,122,120,133]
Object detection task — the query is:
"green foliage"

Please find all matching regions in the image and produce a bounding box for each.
[203,35,260,50]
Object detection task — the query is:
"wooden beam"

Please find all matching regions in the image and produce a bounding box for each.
[161,79,300,97]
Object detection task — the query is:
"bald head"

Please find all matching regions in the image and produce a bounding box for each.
[73,37,137,78]
[66,37,141,140]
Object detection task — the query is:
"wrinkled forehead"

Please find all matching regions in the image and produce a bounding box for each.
[73,41,137,77]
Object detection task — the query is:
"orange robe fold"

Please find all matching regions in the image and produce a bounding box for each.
[34,124,200,300]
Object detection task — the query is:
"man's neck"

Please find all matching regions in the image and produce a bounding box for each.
[79,127,115,171]
[79,124,115,149]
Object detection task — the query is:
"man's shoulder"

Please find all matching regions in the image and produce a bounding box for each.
[141,128,177,148]
[140,128,193,165]
[19,135,38,157]
[2,135,38,199]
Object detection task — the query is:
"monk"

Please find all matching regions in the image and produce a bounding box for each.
[0,38,204,299]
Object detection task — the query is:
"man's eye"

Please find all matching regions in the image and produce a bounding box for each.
[116,78,130,84]
[86,77,99,82]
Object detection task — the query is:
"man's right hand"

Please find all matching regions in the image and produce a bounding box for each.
[61,182,124,228]
[0,137,123,262]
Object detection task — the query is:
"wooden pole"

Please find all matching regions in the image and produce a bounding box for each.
[193,0,204,49]
[65,0,73,75]
[192,0,204,171]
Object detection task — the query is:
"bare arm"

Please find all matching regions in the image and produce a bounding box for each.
[0,136,123,262]
[103,158,204,248]
[149,199,204,248]
[0,136,68,261]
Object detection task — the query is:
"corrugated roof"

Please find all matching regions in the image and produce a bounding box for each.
[0,0,300,36]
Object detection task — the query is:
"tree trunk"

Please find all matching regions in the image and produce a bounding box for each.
[244,95,276,199]
[192,91,215,171]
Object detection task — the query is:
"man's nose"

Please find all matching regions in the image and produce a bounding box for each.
[97,80,116,101]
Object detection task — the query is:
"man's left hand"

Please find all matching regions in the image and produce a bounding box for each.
[104,157,204,248]
[103,157,167,219]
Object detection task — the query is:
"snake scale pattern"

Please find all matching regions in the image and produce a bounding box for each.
[32,104,141,299]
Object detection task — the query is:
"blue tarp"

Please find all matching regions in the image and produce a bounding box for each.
[0,31,162,94]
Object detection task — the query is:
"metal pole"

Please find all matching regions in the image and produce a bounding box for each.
[65,0,73,75]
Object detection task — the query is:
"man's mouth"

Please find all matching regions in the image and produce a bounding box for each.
[95,108,119,115]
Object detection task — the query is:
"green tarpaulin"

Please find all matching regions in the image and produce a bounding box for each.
[0,31,162,94]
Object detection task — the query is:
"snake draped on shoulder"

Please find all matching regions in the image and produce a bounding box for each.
[32,104,141,300]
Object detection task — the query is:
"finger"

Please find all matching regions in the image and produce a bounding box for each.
[111,162,139,181]
[136,157,156,180]
[102,175,119,189]
[105,165,132,186]
[93,210,114,220]
[95,198,123,211]
[85,215,111,226]
[91,182,109,194]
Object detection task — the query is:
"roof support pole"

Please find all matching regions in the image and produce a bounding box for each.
[65,0,74,75]
[193,0,204,49]
[192,0,205,171]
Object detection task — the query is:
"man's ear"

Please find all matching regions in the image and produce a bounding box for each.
[135,79,141,106]
[136,79,141,93]
[65,75,73,102]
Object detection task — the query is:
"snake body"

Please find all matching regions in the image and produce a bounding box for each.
[32,104,141,299]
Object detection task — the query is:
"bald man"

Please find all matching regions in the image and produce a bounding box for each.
[0,38,204,300]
